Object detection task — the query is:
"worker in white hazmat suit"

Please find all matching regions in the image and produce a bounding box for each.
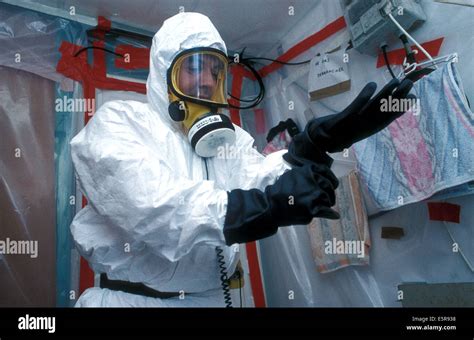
[70,12,414,307]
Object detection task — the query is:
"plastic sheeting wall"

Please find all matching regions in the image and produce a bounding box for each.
[0,4,68,83]
[254,0,474,306]
[0,66,56,306]
[0,2,88,306]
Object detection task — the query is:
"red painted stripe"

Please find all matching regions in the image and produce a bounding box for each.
[245,242,266,307]
[78,197,94,294]
[98,16,111,32]
[376,37,444,68]
[115,45,150,70]
[93,40,107,78]
[79,257,95,295]
[427,202,461,223]
[254,108,266,134]
[83,82,95,123]
[229,65,244,126]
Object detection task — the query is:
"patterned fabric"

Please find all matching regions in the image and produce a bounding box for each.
[307,170,370,273]
[353,62,474,212]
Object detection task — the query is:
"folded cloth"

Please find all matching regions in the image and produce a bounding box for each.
[307,170,370,273]
[353,61,474,214]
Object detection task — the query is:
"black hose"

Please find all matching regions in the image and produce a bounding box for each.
[73,46,124,58]
[382,45,396,79]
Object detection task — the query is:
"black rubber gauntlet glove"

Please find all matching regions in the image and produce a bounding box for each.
[223,163,340,245]
[283,78,416,166]
[307,78,416,153]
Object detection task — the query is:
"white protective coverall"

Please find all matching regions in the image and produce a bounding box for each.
[70,12,290,307]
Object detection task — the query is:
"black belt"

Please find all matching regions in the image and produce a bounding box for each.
[99,274,181,299]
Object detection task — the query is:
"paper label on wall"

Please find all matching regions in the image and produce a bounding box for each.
[308,48,351,101]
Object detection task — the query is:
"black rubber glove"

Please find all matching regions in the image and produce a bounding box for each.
[307,78,416,153]
[283,122,334,168]
[223,163,340,245]
[283,79,416,167]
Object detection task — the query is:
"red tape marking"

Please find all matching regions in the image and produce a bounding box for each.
[427,202,461,223]
[115,45,150,70]
[245,242,266,308]
[229,65,244,126]
[254,109,266,134]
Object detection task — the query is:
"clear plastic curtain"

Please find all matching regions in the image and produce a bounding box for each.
[0,66,56,306]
